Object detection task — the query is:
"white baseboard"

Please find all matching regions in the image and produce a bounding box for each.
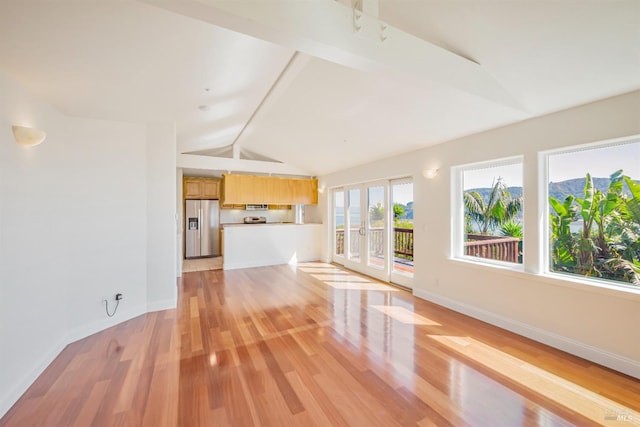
[66,305,147,344]
[223,257,320,271]
[147,298,177,312]
[413,288,640,379]
[0,302,167,419]
[0,338,67,419]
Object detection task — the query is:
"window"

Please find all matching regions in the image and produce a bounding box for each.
[454,158,524,266]
[546,138,640,287]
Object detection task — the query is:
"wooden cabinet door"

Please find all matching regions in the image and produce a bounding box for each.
[202,180,219,199]
[290,178,318,204]
[222,174,317,205]
[185,177,221,200]
[184,179,202,199]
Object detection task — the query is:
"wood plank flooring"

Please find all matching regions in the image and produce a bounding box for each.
[2,262,639,426]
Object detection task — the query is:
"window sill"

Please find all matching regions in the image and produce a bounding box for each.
[448,257,640,302]
[451,256,524,273]
[539,272,640,301]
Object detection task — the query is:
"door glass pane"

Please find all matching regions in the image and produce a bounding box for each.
[334,190,344,257]
[391,180,414,276]
[368,185,385,269]
[348,188,361,262]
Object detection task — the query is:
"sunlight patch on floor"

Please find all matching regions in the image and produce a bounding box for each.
[324,282,398,291]
[311,274,371,282]
[428,334,640,426]
[299,267,347,274]
[296,262,335,268]
[371,305,441,325]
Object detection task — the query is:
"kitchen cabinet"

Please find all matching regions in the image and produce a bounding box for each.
[222,174,317,205]
[221,203,246,210]
[183,177,220,200]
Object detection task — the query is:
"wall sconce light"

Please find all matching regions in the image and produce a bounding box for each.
[423,168,439,179]
[12,125,46,147]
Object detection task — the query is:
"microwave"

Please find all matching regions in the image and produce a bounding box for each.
[246,204,268,210]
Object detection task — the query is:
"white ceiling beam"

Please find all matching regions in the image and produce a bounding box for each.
[177,153,312,176]
[234,51,313,148]
[231,51,310,147]
[361,0,379,18]
[140,0,523,110]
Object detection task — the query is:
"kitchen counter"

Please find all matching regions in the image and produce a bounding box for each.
[221,222,314,227]
[222,223,321,270]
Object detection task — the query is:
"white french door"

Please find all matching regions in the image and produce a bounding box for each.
[332,179,414,288]
[337,182,390,282]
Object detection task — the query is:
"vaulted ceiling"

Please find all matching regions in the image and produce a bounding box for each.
[1,0,639,176]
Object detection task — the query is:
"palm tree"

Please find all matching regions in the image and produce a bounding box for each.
[464,178,522,234]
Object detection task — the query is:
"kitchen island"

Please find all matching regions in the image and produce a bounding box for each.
[222,223,322,270]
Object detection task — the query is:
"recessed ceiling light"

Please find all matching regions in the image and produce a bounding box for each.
[198,105,210,111]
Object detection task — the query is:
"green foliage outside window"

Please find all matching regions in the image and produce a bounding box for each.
[549,170,640,285]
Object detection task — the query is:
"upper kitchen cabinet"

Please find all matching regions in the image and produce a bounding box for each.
[183,177,220,200]
[222,174,317,205]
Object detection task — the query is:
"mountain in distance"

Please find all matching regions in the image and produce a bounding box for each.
[467,177,634,203]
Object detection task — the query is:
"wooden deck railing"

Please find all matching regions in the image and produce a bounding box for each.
[335,227,413,260]
[464,233,520,263]
[336,229,519,264]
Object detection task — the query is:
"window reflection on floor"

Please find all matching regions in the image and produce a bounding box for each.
[431,334,640,425]
[303,263,416,387]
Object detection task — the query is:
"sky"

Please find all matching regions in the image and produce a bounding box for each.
[548,142,639,182]
[464,163,522,190]
[334,182,414,208]
[463,141,639,189]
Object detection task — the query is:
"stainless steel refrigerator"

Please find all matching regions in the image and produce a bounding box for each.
[185,200,220,258]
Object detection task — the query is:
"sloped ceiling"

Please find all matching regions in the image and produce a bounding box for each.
[1,0,638,176]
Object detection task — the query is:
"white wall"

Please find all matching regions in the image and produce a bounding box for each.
[0,73,176,416]
[319,91,640,378]
[176,168,183,276]
[146,123,177,311]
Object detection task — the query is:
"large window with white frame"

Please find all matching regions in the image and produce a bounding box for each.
[545,137,640,287]
[454,157,524,266]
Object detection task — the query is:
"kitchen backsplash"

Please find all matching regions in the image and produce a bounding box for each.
[220,208,294,224]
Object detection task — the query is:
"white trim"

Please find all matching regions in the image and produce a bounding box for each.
[542,133,640,157]
[413,288,640,379]
[0,338,67,418]
[223,257,321,271]
[147,298,177,312]
[452,154,525,173]
[0,304,149,418]
[66,305,147,344]
[541,135,640,287]
[451,156,525,262]
[447,257,640,302]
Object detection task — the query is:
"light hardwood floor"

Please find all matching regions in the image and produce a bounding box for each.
[2,262,639,426]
